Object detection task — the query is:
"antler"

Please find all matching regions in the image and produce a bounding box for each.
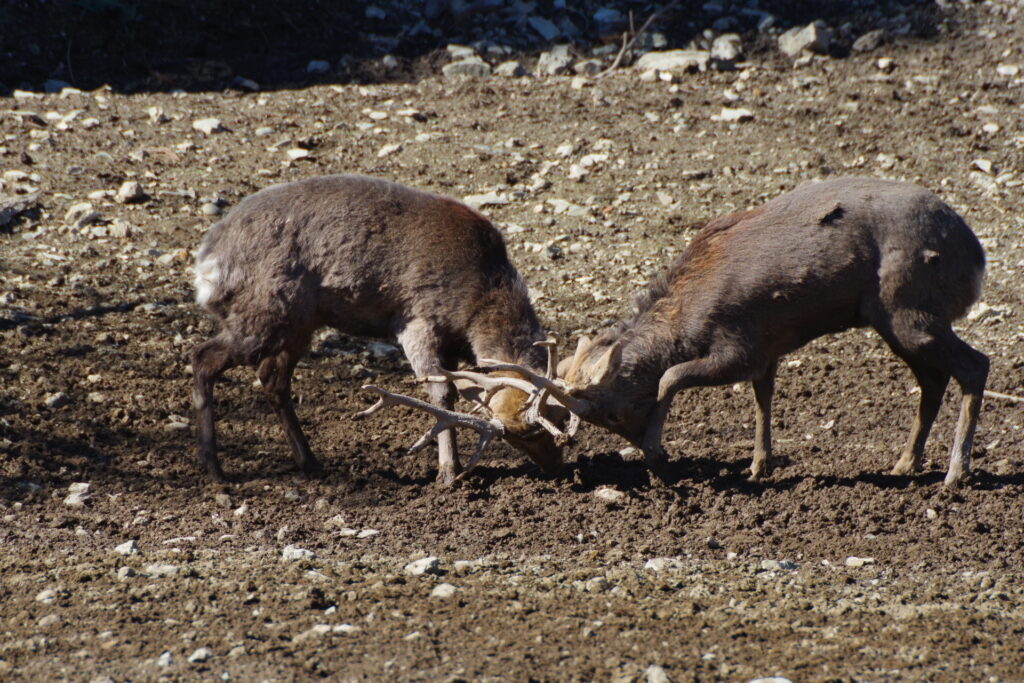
[533,337,559,379]
[354,385,506,479]
[477,358,591,416]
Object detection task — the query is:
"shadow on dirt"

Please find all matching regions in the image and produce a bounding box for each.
[2,0,950,94]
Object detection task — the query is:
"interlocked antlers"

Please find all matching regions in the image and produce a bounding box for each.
[354,338,586,478]
[355,385,506,479]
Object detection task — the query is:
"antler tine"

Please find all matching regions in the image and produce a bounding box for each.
[533,336,559,379]
[355,386,506,474]
[477,359,591,416]
[439,367,540,399]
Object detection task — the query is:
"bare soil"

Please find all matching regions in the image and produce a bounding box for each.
[2,4,1023,681]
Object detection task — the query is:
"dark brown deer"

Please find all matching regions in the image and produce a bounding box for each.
[191,174,566,483]
[474,177,989,488]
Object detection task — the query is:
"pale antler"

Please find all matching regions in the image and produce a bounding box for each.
[477,359,591,416]
[533,337,559,379]
[355,385,506,479]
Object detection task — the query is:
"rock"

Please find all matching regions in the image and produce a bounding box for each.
[201,202,223,216]
[377,143,402,158]
[646,664,672,683]
[778,22,831,57]
[711,33,743,63]
[495,61,527,78]
[644,557,684,572]
[307,60,331,74]
[37,613,61,629]
[35,588,57,603]
[442,57,492,79]
[446,44,476,60]
[286,148,311,161]
[157,651,173,668]
[876,57,896,73]
[761,559,799,571]
[430,583,458,599]
[926,508,938,520]
[188,647,212,663]
[845,556,875,568]
[405,556,441,576]
[281,545,316,561]
[64,202,100,228]
[996,63,1020,77]
[367,341,400,360]
[528,15,560,42]
[712,107,754,122]
[594,486,627,504]
[192,118,224,135]
[44,392,70,408]
[463,192,509,209]
[116,180,147,204]
[635,50,710,74]
[972,158,994,175]
[853,29,887,52]
[0,192,39,228]
[538,45,574,76]
[574,59,603,76]
[750,678,794,683]
[117,566,135,580]
[356,529,379,539]
[114,540,139,556]
[64,482,92,507]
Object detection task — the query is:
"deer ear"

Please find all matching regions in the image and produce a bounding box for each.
[586,341,621,386]
[560,335,593,383]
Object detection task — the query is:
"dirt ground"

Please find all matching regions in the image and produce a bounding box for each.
[2,3,1024,682]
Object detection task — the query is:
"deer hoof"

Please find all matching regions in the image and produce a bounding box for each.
[890,458,919,477]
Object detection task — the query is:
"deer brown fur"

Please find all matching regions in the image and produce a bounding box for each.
[552,177,988,487]
[191,174,558,482]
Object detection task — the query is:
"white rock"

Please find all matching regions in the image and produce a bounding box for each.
[635,50,709,73]
[711,33,743,62]
[430,583,458,599]
[45,392,70,408]
[116,180,146,204]
[357,529,380,539]
[967,302,1003,323]
[538,46,574,76]
[64,202,100,228]
[114,540,139,556]
[64,482,92,507]
[334,624,360,634]
[845,556,875,568]
[404,556,440,576]
[972,158,994,175]
[117,566,135,580]
[778,22,831,57]
[145,563,180,577]
[926,508,938,520]
[646,664,672,683]
[712,107,754,122]
[594,486,627,504]
[147,106,168,124]
[463,192,509,209]
[442,57,492,79]
[285,148,310,160]
[750,678,794,683]
[495,61,527,78]
[852,29,886,52]
[281,545,315,561]
[38,614,61,628]
[644,557,684,572]
[996,63,1020,77]
[192,118,224,135]
[761,559,799,571]
[377,143,403,158]
[157,651,173,668]
[446,44,476,60]
[188,647,212,663]
[35,588,57,603]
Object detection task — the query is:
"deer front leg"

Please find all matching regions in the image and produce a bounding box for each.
[749,362,777,481]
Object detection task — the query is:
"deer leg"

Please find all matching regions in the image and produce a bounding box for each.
[891,364,949,476]
[192,334,240,481]
[941,334,989,488]
[397,322,460,485]
[258,345,322,476]
[749,361,778,481]
[642,351,753,482]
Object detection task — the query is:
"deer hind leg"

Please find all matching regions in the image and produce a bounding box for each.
[882,317,989,487]
[192,333,242,481]
[397,321,460,485]
[258,337,321,476]
[749,361,778,481]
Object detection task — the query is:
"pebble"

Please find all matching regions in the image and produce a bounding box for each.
[64,482,92,507]
[644,557,684,572]
[995,63,1020,77]
[646,664,672,683]
[750,678,794,683]
[926,508,938,520]
[430,583,458,599]
[115,540,139,556]
[192,118,224,135]
[117,566,135,580]
[711,33,743,63]
[761,559,799,571]
[35,588,57,604]
[538,45,574,76]
[712,107,754,122]
[778,22,831,57]
[405,556,441,576]
[972,158,993,175]
[377,143,403,158]
[495,61,527,78]
[116,180,146,204]
[463,192,509,209]
[635,50,709,74]
[157,651,173,668]
[442,57,492,79]
[64,202,100,228]
[853,29,887,53]
[594,486,627,504]
[845,556,875,568]
[282,545,315,561]
[446,44,476,60]
[188,647,212,663]
[145,563,180,577]
[286,148,310,160]
[44,392,70,408]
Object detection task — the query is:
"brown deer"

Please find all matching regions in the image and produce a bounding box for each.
[460,177,989,488]
[191,174,568,483]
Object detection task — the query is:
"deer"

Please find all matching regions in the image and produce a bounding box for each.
[190,173,572,483]
[439,177,989,488]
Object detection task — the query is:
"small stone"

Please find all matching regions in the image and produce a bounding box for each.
[307,60,331,74]
[188,647,212,663]
[286,148,310,160]
[972,158,994,175]
[254,126,274,136]
[145,563,180,577]
[356,529,379,539]
[495,61,527,78]
[430,583,458,599]
[442,57,492,79]
[157,651,173,668]
[147,106,168,124]
[996,64,1020,77]
[537,45,574,76]
[711,33,743,63]
[115,540,139,556]
[404,556,440,576]
[35,588,57,604]
[281,545,315,561]
[64,482,92,507]
[594,486,627,504]
[201,202,223,216]
[574,59,602,76]
[45,392,70,408]
[635,50,709,74]
[64,202,100,228]
[377,143,402,158]
[926,508,938,520]
[778,22,831,57]
[116,180,147,204]
[646,664,672,683]
[852,29,887,52]
[463,192,509,209]
[712,107,754,122]
[644,557,683,572]
[845,556,875,568]
[192,118,224,135]
[876,57,896,72]
[761,559,799,571]
[446,44,476,60]
[117,566,135,580]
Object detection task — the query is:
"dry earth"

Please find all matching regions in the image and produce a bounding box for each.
[1,2,1023,681]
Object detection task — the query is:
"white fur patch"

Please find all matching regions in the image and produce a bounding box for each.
[193,255,221,308]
